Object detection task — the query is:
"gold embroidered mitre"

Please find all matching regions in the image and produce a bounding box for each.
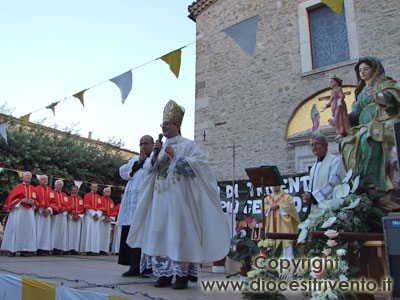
[163,100,185,125]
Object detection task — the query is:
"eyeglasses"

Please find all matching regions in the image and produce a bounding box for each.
[139,142,154,146]
[160,121,176,128]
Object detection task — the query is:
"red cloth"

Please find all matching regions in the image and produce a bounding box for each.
[102,196,117,217]
[83,192,106,211]
[68,196,84,215]
[51,190,72,215]
[2,183,38,211]
[34,185,57,212]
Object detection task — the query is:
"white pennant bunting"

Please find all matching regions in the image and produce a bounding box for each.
[110,71,133,104]
[0,122,8,144]
[74,180,83,190]
[36,174,42,181]
[222,15,259,56]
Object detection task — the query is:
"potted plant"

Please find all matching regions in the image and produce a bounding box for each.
[231,217,260,279]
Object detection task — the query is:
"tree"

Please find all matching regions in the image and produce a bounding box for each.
[0,116,131,213]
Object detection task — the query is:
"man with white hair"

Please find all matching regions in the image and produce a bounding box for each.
[34,175,56,256]
[302,133,345,210]
[67,185,84,255]
[99,187,116,255]
[80,183,105,255]
[51,180,71,255]
[1,171,38,257]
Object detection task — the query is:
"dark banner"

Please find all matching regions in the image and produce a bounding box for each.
[217,172,309,222]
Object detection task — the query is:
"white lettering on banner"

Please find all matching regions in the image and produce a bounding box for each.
[288,177,300,193]
[247,182,254,197]
[300,175,310,192]
[252,199,262,214]
[293,196,302,213]
[222,200,240,214]
[283,179,289,193]
[226,184,239,199]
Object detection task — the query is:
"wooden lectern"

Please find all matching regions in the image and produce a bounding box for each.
[245,166,284,239]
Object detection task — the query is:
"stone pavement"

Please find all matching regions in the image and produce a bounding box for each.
[0,253,299,300]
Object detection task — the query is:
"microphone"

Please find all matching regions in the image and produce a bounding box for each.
[153,133,163,155]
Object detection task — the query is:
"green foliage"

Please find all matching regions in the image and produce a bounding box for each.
[0,121,129,210]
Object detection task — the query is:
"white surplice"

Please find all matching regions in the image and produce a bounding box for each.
[117,156,145,226]
[51,211,68,251]
[1,204,37,253]
[79,209,102,253]
[67,213,83,251]
[35,207,53,251]
[126,136,230,264]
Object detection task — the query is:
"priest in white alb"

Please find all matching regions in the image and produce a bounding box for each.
[127,100,230,289]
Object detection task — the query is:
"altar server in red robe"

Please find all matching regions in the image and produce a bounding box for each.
[67,185,84,255]
[99,187,117,255]
[50,180,72,255]
[34,175,57,256]
[80,183,106,255]
[1,171,38,257]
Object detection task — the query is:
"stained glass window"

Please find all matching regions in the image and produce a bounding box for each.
[309,4,349,69]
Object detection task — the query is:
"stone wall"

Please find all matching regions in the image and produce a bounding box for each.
[193,0,400,181]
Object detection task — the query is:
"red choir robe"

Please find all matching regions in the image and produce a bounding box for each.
[2,183,38,211]
[68,195,84,215]
[83,192,106,211]
[102,196,117,218]
[34,185,57,211]
[51,190,72,214]
[1,183,38,252]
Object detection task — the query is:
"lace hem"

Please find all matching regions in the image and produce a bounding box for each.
[140,254,200,278]
[175,156,195,176]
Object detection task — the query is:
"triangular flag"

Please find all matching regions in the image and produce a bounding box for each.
[17,170,24,178]
[45,101,59,116]
[322,0,344,16]
[36,174,41,181]
[0,122,8,144]
[110,71,132,104]
[20,114,30,125]
[121,186,125,191]
[160,49,182,78]
[222,15,259,56]
[74,180,83,190]
[0,168,3,173]
[73,90,86,107]
[56,177,65,181]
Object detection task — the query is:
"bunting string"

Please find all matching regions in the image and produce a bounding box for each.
[16,42,195,124]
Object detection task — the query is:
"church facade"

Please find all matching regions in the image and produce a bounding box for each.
[188,0,400,181]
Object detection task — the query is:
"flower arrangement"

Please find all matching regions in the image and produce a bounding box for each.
[231,217,260,268]
[295,170,374,299]
[240,170,381,300]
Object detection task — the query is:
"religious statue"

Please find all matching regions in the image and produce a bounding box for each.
[311,104,320,133]
[321,76,351,139]
[340,57,400,195]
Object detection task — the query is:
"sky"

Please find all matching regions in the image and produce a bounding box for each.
[0,0,196,153]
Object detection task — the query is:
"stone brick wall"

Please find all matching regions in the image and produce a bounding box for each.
[193,0,400,181]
